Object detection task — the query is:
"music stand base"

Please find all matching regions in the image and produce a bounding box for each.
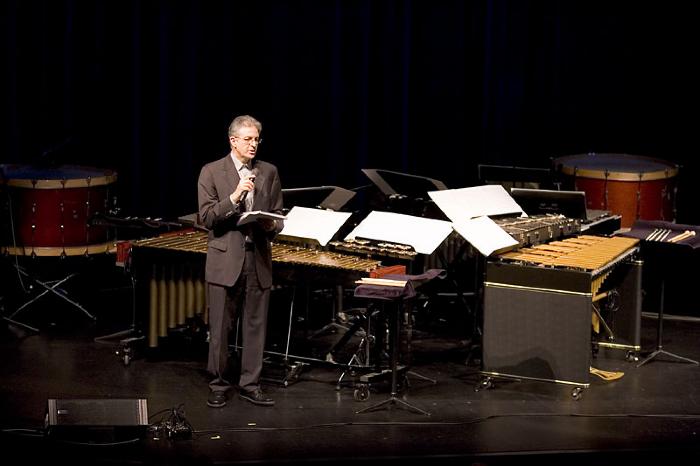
[636,348,699,367]
[355,394,431,416]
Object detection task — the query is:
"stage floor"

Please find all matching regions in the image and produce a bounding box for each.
[2,263,700,466]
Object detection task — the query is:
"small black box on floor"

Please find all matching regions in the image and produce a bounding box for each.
[45,398,149,442]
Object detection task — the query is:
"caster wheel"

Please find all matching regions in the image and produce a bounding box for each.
[626,351,639,363]
[475,377,493,392]
[571,387,584,400]
[354,385,370,402]
[118,346,133,366]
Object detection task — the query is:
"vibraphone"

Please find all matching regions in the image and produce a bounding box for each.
[421,214,581,271]
[493,214,581,248]
[129,230,382,348]
[480,234,642,398]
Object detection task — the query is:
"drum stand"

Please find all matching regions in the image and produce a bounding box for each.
[637,280,699,367]
[3,263,96,333]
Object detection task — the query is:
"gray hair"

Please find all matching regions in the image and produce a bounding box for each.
[228,115,262,138]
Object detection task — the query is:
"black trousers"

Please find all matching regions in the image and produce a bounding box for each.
[207,248,270,393]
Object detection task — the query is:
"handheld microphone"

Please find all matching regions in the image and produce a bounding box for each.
[238,168,259,205]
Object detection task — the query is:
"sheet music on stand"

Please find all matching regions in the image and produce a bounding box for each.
[278,206,353,246]
[452,217,519,257]
[428,185,523,257]
[344,210,453,255]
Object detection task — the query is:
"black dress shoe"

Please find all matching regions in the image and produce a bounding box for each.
[239,388,275,406]
[207,390,227,408]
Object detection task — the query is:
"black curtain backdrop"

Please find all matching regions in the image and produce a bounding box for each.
[3,0,698,222]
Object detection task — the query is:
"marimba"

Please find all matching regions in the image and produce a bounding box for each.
[128,230,383,348]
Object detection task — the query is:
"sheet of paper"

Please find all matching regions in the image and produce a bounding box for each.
[452,216,519,256]
[344,211,453,255]
[428,185,524,223]
[237,210,287,227]
[279,206,352,246]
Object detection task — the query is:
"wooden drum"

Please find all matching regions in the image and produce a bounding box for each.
[553,153,679,228]
[0,164,117,256]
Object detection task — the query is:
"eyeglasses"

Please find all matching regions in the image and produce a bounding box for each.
[234,136,263,146]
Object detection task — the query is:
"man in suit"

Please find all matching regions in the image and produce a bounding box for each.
[197,115,284,408]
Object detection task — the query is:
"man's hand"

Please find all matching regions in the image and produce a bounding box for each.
[233,175,256,203]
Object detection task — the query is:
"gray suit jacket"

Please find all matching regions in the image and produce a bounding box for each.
[197,154,283,288]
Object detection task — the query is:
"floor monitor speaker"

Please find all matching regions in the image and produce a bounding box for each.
[45,398,149,441]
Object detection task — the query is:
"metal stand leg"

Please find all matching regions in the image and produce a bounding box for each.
[336,341,366,389]
[406,370,437,385]
[356,301,430,416]
[637,280,698,367]
[94,274,138,341]
[92,274,145,366]
[2,315,39,333]
[4,266,96,332]
[309,285,350,339]
[259,286,307,387]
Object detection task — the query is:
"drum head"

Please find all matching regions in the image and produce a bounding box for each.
[553,153,678,181]
[1,164,117,188]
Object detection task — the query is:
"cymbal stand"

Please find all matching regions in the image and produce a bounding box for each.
[637,280,698,367]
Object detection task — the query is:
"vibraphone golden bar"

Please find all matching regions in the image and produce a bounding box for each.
[496,235,639,296]
[479,234,642,398]
[129,230,382,348]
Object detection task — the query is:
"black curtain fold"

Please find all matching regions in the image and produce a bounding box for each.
[3,0,698,222]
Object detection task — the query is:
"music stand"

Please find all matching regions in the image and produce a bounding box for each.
[509,188,588,220]
[428,185,525,365]
[361,169,448,219]
[353,279,430,416]
[619,220,700,367]
[276,206,356,342]
[362,169,448,197]
[477,164,554,190]
[282,185,356,212]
